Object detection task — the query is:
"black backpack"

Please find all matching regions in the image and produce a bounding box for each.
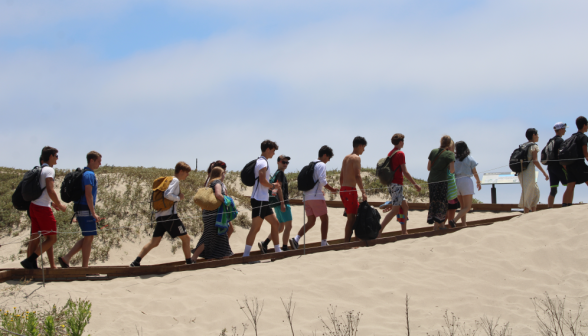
[21,166,46,202]
[509,143,532,173]
[558,133,580,166]
[353,201,381,240]
[11,181,30,211]
[60,168,88,203]
[540,137,557,165]
[240,158,267,187]
[297,161,318,192]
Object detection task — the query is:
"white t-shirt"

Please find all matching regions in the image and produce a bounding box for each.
[251,157,271,201]
[303,160,327,201]
[156,177,181,218]
[32,164,55,208]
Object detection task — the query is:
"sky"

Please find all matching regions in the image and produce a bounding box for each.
[1,0,587,204]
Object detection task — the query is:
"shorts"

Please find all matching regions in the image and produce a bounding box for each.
[548,165,568,187]
[273,204,293,223]
[448,198,461,210]
[387,183,404,206]
[75,204,97,236]
[456,176,475,196]
[251,199,274,219]
[565,161,588,185]
[153,214,187,238]
[304,199,328,217]
[29,202,57,236]
[339,186,359,215]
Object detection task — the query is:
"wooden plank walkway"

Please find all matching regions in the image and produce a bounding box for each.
[0,214,520,283]
[288,200,559,211]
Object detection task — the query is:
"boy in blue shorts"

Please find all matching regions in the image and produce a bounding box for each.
[260,155,293,252]
[59,151,102,268]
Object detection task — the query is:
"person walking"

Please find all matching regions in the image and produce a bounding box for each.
[518,128,549,213]
[192,167,234,260]
[426,136,455,230]
[545,122,569,208]
[448,141,481,227]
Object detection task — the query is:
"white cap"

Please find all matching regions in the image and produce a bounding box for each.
[554,122,567,130]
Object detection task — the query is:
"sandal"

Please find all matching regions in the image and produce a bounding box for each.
[58,257,70,269]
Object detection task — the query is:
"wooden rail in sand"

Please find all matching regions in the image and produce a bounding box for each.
[0,213,520,283]
[288,200,560,212]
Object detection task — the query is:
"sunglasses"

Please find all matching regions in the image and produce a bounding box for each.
[281,161,290,165]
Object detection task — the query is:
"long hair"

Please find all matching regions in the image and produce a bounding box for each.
[455,141,470,162]
[209,167,225,181]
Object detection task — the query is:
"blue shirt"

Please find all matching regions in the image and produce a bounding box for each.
[76,168,97,206]
[454,155,478,177]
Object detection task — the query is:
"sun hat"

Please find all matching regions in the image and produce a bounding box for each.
[554,122,567,130]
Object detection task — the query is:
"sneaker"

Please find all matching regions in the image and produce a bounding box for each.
[130,260,141,267]
[258,242,267,254]
[448,220,456,228]
[186,259,194,265]
[321,241,330,247]
[20,258,37,270]
[289,238,299,250]
[281,245,289,252]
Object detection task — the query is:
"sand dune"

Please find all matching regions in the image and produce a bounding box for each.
[0,205,586,335]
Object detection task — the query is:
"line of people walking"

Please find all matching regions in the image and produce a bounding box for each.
[15,117,586,269]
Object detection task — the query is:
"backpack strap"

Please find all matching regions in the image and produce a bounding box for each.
[431,149,446,167]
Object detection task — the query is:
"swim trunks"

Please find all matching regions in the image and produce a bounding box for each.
[304,200,328,217]
[339,186,359,215]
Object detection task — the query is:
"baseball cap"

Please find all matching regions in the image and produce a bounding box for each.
[278,155,291,162]
[554,122,567,130]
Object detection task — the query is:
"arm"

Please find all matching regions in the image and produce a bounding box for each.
[354,157,367,201]
[532,148,549,180]
[258,167,278,189]
[46,179,66,211]
[84,185,99,222]
[214,183,224,202]
[449,161,455,174]
[427,160,432,171]
[276,181,286,211]
[164,178,182,202]
[472,167,482,191]
[401,165,421,192]
[317,164,338,193]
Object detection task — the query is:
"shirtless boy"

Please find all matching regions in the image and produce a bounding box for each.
[340,136,368,242]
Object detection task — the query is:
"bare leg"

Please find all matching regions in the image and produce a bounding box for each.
[344,213,356,242]
[191,244,205,261]
[245,217,264,246]
[282,221,292,246]
[264,214,281,246]
[378,205,400,237]
[453,195,472,227]
[227,223,234,239]
[319,214,329,241]
[179,235,191,259]
[564,182,576,204]
[46,246,56,269]
[137,237,162,259]
[297,216,316,238]
[35,235,57,255]
[548,194,555,208]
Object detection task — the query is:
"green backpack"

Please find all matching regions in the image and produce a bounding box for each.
[376,151,401,185]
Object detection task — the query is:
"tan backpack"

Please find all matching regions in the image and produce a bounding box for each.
[151,176,176,212]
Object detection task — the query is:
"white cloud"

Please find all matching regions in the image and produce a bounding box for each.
[1,0,588,204]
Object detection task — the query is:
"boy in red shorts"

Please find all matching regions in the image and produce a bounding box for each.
[340,136,368,242]
[21,146,67,269]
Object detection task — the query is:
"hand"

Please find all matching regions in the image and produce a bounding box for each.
[281,204,286,212]
[272,183,279,190]
[414,184,422,192]
[54,203,67,212]
[91,212,99,222]
[544,173,549,181]
[383,204,393,213]
[361,192,367,201]
[476,181,482,191]
[179,192,185,201]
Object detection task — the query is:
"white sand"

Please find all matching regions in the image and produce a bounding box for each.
[0,205,586,335]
